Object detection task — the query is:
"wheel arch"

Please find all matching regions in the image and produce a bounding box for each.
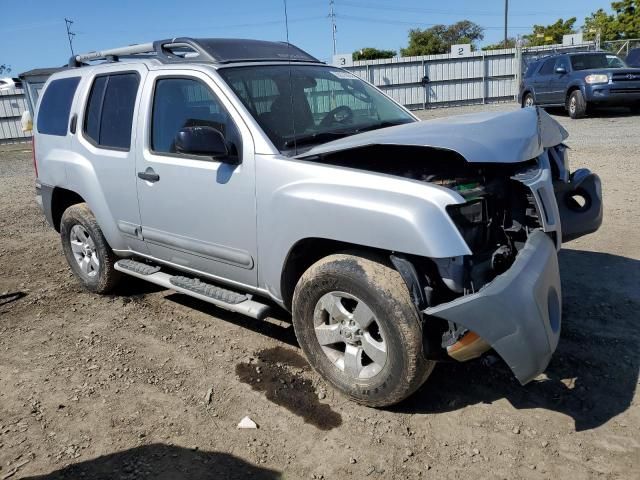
[50,187,86,232]
[565,84,584,107]
[279,238,449,360]
[280,237,391,312]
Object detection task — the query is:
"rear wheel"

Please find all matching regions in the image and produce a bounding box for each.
[292,253,434,407]
[568,90,587,119]
[522,92,535,108]
[60,203,121,294]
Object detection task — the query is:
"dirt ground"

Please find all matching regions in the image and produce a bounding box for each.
[1,103,638,480]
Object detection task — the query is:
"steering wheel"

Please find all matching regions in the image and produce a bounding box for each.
[319,105,354,128]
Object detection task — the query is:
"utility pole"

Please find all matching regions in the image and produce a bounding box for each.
[64,18,76,57]
[503,0,509,48]
[329,0,337,55]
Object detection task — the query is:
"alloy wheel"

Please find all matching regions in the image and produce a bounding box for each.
[313,291,387,379]
[69,224,100,277]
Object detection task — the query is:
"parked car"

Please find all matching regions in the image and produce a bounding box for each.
[0,77,22,91]
[519,52,640,118]
[32,38,603,407]
[626,47,640,67]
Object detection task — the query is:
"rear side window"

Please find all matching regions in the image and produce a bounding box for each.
[539,59,556,75]
[84,73,140,150]
[37,77,80,136]
[524,61,539,78]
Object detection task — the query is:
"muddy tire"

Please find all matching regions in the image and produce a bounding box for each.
[60,203,121,294]
[292,253,434,407]
[568,90,588,119]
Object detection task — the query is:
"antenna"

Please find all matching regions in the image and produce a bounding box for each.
[65,18,76,56]
[283,0,298,155]
[329,0,337,56]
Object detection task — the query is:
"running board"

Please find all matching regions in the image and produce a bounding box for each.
[114,259,270,319]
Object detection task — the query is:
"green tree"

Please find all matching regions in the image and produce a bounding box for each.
[400,20,484,56]
[524,17,577,46]
[0,64,11,75]
[353,47,396,61]
[482,38,517,50]
[583,0,640,40]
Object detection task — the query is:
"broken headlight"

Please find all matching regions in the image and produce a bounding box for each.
[446,199,489,252]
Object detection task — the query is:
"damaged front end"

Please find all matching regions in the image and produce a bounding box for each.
[419,118,603,384]
[301,107,602,384]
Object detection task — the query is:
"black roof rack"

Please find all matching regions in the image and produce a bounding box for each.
[69,37,321,67]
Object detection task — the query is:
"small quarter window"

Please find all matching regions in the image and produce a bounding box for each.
[37,77,80,136]
[83,73,140,150]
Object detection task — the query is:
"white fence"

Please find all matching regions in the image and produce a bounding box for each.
[0,87,31,145]
[343,42,597,109]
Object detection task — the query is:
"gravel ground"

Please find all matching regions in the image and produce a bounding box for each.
[0,104,638,480]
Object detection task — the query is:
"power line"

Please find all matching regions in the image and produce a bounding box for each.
[337,14,532,30]
[339,0,579,17]
[64,18,75,56]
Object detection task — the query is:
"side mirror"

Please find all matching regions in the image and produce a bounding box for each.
[555,66,567,74]
[175,126,236,162]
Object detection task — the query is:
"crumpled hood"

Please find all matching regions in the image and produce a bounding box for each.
[298,107,568,163]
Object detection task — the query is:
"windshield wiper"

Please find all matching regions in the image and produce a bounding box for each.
[283,131,352,148]
[283,120,412,149]
[351,120,410,134]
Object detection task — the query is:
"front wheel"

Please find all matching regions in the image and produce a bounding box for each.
[522,92,535,108]
[568,90,588,119]
[292,253,434,407]
[60,203,121,294]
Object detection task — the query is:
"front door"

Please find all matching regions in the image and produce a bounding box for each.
[135,70,257,287]
[549,57,571,105]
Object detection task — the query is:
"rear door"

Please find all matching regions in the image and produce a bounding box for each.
[533,58,557,104]
[71,64,148,253]
[134,68,258,287]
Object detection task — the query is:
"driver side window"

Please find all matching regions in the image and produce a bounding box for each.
[151,77,239,156]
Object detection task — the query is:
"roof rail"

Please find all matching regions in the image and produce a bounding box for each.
[69,37,321,67]
[70,42,155,67]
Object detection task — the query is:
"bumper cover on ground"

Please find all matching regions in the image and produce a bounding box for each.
[424,230,561,384]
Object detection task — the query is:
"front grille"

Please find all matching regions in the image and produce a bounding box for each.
[612,72,640,82]
[610,88,640,94]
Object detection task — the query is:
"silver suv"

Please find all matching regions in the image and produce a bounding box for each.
[33,38,603,406]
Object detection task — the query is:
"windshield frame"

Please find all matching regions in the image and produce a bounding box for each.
[216,63,417,155]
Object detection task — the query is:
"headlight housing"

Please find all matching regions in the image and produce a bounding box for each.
[585,74,609,85]
[446,199,488,252]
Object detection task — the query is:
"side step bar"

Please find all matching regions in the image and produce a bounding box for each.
[114,259,270,320]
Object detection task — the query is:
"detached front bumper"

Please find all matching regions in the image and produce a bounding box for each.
[424,230,561,384]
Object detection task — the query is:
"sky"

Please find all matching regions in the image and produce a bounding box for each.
[1,0,611,74]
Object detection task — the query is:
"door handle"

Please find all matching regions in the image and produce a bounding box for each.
[138,169,160,182]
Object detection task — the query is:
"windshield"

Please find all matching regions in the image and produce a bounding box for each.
[570,53,628,70]
[218,64,415,152]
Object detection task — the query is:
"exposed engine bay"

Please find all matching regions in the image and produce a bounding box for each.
[305,144,543,294]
